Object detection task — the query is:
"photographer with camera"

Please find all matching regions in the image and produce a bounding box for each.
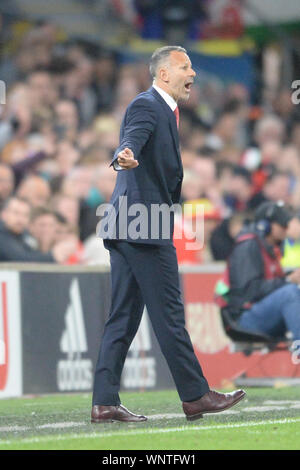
[216,201,300,343]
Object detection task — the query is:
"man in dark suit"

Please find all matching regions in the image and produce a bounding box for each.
[91,46,245,423]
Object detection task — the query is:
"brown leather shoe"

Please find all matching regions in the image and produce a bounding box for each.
[91,405,147,423]
[182,389,246,421]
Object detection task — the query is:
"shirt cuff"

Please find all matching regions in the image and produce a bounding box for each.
[113,160,124,171]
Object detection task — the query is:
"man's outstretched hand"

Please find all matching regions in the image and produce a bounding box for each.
[117,148,139,169]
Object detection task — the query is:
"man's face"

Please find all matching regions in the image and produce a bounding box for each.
[1,199,31,234]
[55,197,79,227]
[286,217,300,241]
[55,101,78,129]
[28,72,53,105]
[230,176,252,202]
[264,175,290,203]
[55,222,71,243]
[160,51,196,102]
[270,222,288,244]
[30,214,58,244]
[17,178,51,208]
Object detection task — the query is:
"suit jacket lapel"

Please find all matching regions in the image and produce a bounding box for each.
[149,87,182,171]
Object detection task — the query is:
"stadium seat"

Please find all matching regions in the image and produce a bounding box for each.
[220,307,291,356]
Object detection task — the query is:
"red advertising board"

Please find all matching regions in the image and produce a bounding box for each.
[182,271,300,387]
[0,282,8,390]
[0,271,22,398]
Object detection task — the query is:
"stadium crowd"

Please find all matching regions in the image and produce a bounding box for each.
[0,20,300,266]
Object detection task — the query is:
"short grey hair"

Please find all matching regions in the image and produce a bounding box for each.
[149,45,187,79]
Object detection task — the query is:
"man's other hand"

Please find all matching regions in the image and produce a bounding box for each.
[117,148,139,169]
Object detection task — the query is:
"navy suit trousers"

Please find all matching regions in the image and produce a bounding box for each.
[92,240,209,405]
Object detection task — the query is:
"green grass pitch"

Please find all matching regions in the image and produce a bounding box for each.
[0,387,299,450]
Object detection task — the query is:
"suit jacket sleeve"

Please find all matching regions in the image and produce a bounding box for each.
[110,98,157,169]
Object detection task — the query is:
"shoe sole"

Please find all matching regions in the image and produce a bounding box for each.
[91,418,115,423]
[91,418,148,424]
[186,392,246,421]
[186,413,204,421]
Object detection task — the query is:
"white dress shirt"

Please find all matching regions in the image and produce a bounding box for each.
[152,83,177,112]
[114,84,177,170]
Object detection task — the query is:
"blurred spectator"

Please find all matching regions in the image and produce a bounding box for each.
[63,55,97,127]
[27,70,55,110]
[224,166,253,212]
[210,212,250,261]
[10,150,51,187]
[253,114,285,147]
[54,140,80,175]
[181,169,203,202]
[93,115,120,152]
[261,171,293,205]
[94,163,117,203]
[29,207,58,252]
[27,69,57,129]
[272,88,295,123]
[113,74,141,118]
[0,196,76,263]
[192,152,217,196]
[77,163,116,263]
[60,165,102,241]
[29,205,83,264]
[290,120,300,153]
[16,175,51,208]
[50,193,80,232]
[61,165,94,200]
[0,163,15,204]
[241,142,282,182]
[185,128,206,153]
[215,161,234,193]
[205,110,240,153]
[181,149,198,170]
[281,213,300,269]
[54,99,79,142]
[53,212,84,265]
[277,146,300,175]
[92,50,118,112]
[177,198,222,264]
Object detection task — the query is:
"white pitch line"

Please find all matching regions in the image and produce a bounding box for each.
[264,400,300,405]
[148,413,184,420]
[0,426,29,432]
[0,417,299,447]
[24,402,69,407]
[242,406,286,412]
[0,405,295,434]
[149,409,240,419]
[37,422,85,429]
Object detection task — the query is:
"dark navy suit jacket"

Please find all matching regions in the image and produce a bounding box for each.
[99,86,183,245]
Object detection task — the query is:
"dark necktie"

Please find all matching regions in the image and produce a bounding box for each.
[174,106,179,129]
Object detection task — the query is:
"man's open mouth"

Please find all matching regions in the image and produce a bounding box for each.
[185,82,193,91]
